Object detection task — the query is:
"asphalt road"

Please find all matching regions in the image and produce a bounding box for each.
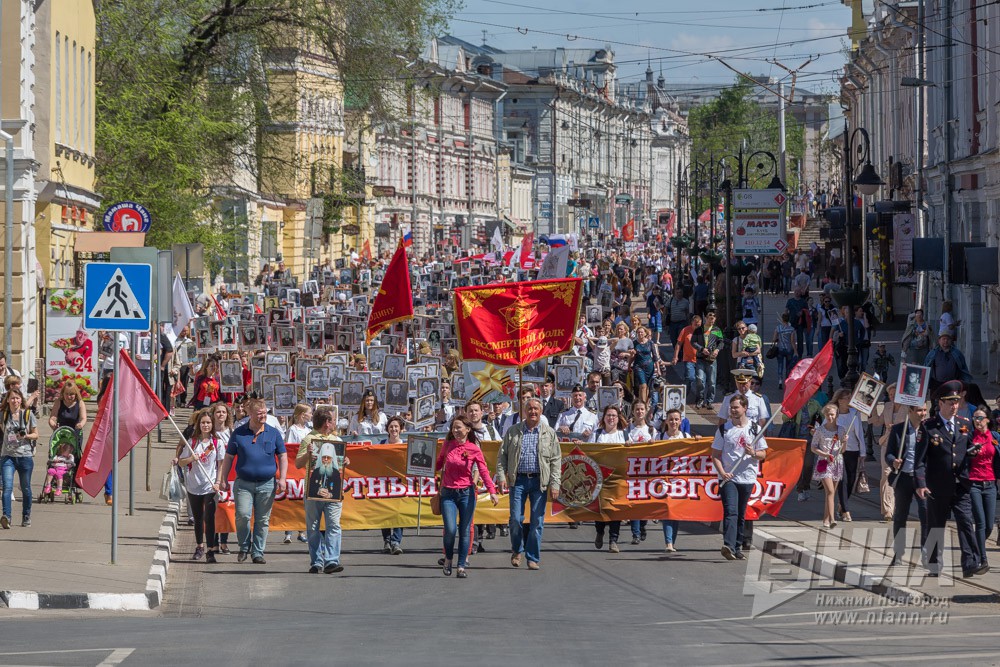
[2,524,998,667]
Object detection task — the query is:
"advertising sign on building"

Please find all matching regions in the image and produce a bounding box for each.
[45,289,99,402]
[893,213,916,284]
[733,211,786,255]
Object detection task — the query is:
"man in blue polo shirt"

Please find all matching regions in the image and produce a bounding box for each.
[217,397,288,564]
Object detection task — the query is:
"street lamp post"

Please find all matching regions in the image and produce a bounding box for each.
[836,124,883,388]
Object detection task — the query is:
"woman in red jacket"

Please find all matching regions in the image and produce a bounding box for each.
[191,357,221,409]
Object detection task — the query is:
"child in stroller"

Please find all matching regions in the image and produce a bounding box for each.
[42,441,75,497]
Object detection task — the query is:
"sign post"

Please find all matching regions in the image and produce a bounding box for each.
[732,188,788,256]
[84,262,153,564]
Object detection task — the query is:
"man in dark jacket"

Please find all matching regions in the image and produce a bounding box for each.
[691,309,725,409]
[923,333,972,394]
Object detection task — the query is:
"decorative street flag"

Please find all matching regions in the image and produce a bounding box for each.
[780,340,834,418]
[518,232,535,270]
[622,218,635,242]
[75,349,168,497]
[452,277,583,367]
[490,225,504,253]
[171,272,195,337]
[366,242,414,343]
[361,239,372,263]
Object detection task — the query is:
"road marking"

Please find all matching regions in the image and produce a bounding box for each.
[96,648,135,667]
[705,651,1000,667]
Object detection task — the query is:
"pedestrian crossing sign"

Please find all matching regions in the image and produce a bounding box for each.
[84,262,152,332]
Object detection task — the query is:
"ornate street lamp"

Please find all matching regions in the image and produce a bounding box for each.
[834,125,883,388]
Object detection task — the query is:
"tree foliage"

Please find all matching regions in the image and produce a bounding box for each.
[94,0,456,260]
[687,78,805,193]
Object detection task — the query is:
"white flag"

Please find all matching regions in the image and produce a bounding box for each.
[171,272,196,337]
[538,246,570,280]
[491,225,504,252]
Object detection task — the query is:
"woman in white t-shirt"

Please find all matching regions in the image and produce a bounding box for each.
[177,409,225,563]
[590,406,629,552]
[209,402,234,553]
[832,389,866,522]
[283,403,313,544]
[348,391,388,436]
[660,408,691,552]
[628,401,658,442]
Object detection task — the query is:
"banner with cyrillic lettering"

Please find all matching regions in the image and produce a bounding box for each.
[214,438,806,531]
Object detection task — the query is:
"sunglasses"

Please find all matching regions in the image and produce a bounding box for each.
[974,415,987,421]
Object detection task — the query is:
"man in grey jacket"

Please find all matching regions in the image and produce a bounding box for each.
[497,397,563,570]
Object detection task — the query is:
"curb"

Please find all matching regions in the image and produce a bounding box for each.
[754,527,925,602]
[0,501,180,611]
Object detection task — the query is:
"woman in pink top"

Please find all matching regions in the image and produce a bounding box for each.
[968,407,999,571]
[435,416,498,578]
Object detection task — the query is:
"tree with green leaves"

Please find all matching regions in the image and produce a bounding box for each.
[94,0,456,269]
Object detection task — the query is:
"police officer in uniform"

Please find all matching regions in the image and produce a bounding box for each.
[717,369,770,429]
[885,402,930,566]
[915,380,985,577]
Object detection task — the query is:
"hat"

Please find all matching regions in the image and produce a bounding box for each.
[937,331,953,339]
[571,384,586,393]
[318,442,338,460]
[937,379,963,401]
[731,368,755,383]
[747,324,757,333]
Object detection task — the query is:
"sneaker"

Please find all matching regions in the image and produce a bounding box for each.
[382,541,392,554]
[609,542,620,553]
[640,528,647,541]
[308,566,321,574]
[43,485,51,494]
[252,556,266,564]
[186,517,194,526]
[283,534,292,544]
[797,491,809,502]
[486,526,497,539]
[456,568,468,579]
[391,543,404,555]
[21,517,30,528]
[324,563,344,574]
[594,535,604,550]
[237,551,249,563]
[297,533,307,543]
[721,545,737,561]
[499,526,510,536]
[54,489,62,496]
[193,546,205,560]
[630,537,641,545]
[206,551,217,563]
[0,515,9,529]
[734,551,746,561]
[219,545,231,555]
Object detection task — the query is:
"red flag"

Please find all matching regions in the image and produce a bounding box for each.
[361,239,372,263]
[780,340,834,418]
[622,218,635,242]
[366,243,414,343]
[210,293,226,320]
[75,350,169,497]
[452,277,584,366]
[518,233,534,270]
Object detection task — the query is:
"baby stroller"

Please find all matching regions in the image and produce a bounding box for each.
[36,426,84,505]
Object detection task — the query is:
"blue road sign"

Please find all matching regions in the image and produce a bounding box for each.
[84,262,153,332]
[588,216,600,228]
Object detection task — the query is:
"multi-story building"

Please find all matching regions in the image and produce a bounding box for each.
[368,38,505,256]
[638,66,689,235]
[441,37,655,239]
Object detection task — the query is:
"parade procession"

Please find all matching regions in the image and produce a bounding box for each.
[2,1,1000,665]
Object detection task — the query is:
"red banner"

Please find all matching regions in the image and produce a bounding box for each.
[366,242,413,343]
[623,218,635,242]
[452,277,583,367]
[214,438,806,531]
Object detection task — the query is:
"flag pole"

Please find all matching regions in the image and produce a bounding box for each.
[890,418,908,489]
[720,411,778,487]
[111,347,120,564]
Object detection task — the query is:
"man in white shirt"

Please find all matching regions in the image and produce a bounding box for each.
[717,370,770,428]
[0,352,20,381]
[712,394,767,561]
[556,385,598,439]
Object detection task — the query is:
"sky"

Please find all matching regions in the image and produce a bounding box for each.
[446,0,853,96]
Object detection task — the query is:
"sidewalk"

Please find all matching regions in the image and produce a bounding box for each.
[0,412,184,610]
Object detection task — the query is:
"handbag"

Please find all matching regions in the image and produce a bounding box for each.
[854,467,871,494]
[766,346,779,360]
[430,492,441,516]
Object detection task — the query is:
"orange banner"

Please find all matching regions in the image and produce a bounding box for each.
[452,277,583,367]
[215,438,806,531]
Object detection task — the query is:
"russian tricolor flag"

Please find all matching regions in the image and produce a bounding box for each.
[546,234,568,248]
[401,229,413,248]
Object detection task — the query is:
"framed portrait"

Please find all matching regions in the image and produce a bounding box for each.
[384,380,409,409]
[374,382,387,407]
[413,394,437,428]
[294,357,309,384]
[266,363,290,378]
[219,360,244,394]
[276,326,296,351]
[304,325,325,356]
[271,383,296,416]
[598,386,622,412]
[895,363,930,407]
[416,376,440,403]
[136,332,152,361]
[251,367,264,394]
[263,296,280,312]
[261,374,280,403]
[662,385,686,413]
[367,345,389,372]
[600,291,613,312]
[334,330,354,352]
[303,279,319,295]
[348,370,372,387]
[586,304,603,327]
[407,363,430,394]
[266,351,288,365]
[305,364,330,399]
[406,435,437,478]
[383,354,407,380]
[328,352,350,367]
[340,381,365,408]
[441,338,457,357]
[196,327,215,354]
[555,365,579,393]
[849,372,885,417]
[522,358,547,383]
[305,439,345,502]
[450,373,467,404]
[238,324,260,350]
[327,362,347,389]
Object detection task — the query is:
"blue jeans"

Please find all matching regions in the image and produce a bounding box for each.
[648,309,662,331]
[233,477,275,558]
[662,520,679,545]
[682,361,697,402]
[970,481,997,564]
[381,527,403,546]
[105,473,113,497]
[629,519,647,539]
[695,359,717,403]
[509,473,547,564]
[776,348,793,380]
[441,486,477,568]
[305,499,342,568]
[720,481,753,552]
[1,455,33,520]
[794,326,807,358]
